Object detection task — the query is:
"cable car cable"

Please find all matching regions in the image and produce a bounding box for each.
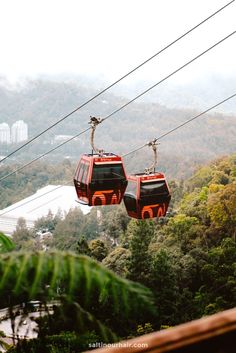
[122,92,236,158]
[0,31,234,182]
[0,184,71,217]
[0,93,235,216]
[0,127,91,182]
[101,31,235,123]
[0,0,234,164]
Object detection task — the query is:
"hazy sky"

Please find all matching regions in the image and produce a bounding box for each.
[0,0,235,85]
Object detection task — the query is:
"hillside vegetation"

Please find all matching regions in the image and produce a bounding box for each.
[0,151,235,351]
[5,153,236,322]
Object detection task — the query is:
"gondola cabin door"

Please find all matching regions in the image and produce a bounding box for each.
[122,176,138,218]
[74,157,90,204]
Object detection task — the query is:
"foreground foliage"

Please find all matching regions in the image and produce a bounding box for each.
[7,331,99,353]
[0,250,155,343]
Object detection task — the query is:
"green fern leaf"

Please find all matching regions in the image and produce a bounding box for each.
[0,232,15,253]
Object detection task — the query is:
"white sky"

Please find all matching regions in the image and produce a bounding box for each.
[0,0,235,85]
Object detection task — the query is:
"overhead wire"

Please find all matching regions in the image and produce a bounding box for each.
[0,30,235,182]
[0,127,91,182]
[122,93,236,158]
[0,0,234,164]
[0,92,235,217]
[102,31,235,123]
[0,184,71,217]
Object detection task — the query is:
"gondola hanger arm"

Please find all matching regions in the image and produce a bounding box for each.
[145,138,160,174]
[89,116,105,156]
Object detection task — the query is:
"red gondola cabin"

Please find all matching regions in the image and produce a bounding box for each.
[123,172,171,219]
[74,153,128,206]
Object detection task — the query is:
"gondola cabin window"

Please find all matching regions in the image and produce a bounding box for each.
[92,163,126,181]
[81,163,89,183]
[125,179,137,197]
[123,179,137,213]
[75,161,89,184]
[140,180,169,197]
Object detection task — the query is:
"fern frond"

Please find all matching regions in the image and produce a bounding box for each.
[0,254,16,292]
[0,232,15,253]
[72,302,118,342]
[14,253,32,294]
[0,251,155,332]
[30,252,46,298]
[49,251,62,292]
[68,254,76,296]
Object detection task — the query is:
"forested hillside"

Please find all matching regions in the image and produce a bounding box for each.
[0,78,236,179]
[0,148,235,351]
[6,153,236,318]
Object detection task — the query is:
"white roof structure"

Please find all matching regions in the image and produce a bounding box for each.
[0,185,91,235]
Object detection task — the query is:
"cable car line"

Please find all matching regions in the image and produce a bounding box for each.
[122,92,236,218]
[0,127,91,182]
[0,0,234,164]
[0,92,235,217]
[122,92,236,158]
[101,31,235,123]
[0,30,234,183]
[0,184,71,217]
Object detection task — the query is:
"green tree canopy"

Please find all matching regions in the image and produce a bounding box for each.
[127,220,154,286]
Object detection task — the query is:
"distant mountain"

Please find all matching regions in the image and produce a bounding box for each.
[113,74,236,113]
[0,75,235,179]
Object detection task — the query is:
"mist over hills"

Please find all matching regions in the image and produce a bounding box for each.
[0,75,235,179]
[113,74,236,112]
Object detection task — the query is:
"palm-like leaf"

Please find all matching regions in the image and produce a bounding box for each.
[0,232,15,253]
[0,251,155,340]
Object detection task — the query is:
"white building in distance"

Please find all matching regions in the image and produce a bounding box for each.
[0,185,91,235]
[0,123,11,144]
[11,120,28,143]
[54,135,74,143]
